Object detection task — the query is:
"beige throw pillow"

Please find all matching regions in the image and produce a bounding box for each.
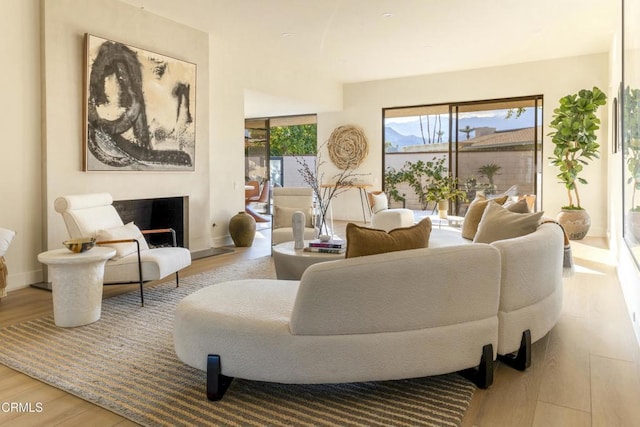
[461,195,509,240]
[503,198,531,213]
[369,191,388,214]
[95,222,150,259]
[345,218,432,258]
[274,206,313,229]
[473,202,544,243]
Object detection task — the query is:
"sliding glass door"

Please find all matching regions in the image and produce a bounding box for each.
[244,115,317,215]
[244,118,270,185]
[384,96,543,215]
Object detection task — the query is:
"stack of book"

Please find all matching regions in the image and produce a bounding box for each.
[307,239,346,254]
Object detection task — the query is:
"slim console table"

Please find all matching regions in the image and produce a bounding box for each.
[320,183,372,223]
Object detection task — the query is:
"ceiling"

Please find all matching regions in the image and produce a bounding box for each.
[120,0,617,84]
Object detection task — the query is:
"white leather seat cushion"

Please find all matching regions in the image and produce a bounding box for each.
[104,246,191,283]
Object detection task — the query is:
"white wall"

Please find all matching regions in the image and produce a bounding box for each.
[319,54,611,238]
[0,0,343,291]
[0,0,43,289]
[42,0,211,255]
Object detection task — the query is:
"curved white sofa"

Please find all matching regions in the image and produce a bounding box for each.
[430,222,564,366]
[175,244,501,400]
[174,222,564,400]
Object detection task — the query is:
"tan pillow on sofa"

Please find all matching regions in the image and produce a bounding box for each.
[345,218,432,258]
[473,202,544,243]
[274,206,313,229]
[461,195,509,240]
[503,197,531,213]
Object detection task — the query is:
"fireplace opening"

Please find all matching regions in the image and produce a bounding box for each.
[113,196,188,248]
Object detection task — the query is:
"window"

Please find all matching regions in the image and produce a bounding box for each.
[383,96,543,215]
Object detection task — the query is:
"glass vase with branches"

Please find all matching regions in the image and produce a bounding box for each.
[295,142,369,236]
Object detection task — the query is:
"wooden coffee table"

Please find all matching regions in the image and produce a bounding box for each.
[272,240,344,280]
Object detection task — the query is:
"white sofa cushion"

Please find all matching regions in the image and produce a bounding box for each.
[173,258,498,383]
[103,246,191,282]
[291,245,501,336]
[491,223,563,353]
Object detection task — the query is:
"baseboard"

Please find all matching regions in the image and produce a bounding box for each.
[30,282,52,291]
[191,247,234,260]
[6,269,44,293]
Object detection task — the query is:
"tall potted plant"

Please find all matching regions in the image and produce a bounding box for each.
[548,86,607,239]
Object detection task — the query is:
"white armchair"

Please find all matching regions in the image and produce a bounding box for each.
[54,193,191,306]
[271,187,317,245]
[367,191,414,232]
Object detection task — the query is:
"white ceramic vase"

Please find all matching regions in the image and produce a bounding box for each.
[292,210,305,249]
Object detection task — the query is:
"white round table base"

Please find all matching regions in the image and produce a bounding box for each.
[273,241,344,280]
[38,247,115,328]
[50,262,105,327]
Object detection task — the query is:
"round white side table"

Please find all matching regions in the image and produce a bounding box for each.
[38,247,116,327]
[272,240,344,280]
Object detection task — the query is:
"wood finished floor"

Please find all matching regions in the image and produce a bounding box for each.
[1,221,639,426]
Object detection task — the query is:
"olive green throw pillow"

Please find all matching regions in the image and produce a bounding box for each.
[461,195,509,240]
[345,218,432,258]
[473,202,544,243]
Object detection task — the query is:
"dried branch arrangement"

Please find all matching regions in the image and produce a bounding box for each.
[296,141,369,235]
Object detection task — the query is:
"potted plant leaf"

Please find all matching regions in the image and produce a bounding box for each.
[398,157,467,215]
[425,164,468,218]
[429,177,468,218]
[548,86,607,239]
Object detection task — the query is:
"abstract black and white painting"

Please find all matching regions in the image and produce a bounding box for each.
[84,34,196,171]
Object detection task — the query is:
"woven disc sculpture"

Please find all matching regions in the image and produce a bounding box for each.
[327,125,369,169]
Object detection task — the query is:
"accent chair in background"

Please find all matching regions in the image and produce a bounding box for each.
[367,191,414,232]
[271,187,317,245]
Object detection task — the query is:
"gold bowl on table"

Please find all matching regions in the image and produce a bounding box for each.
[62,237,96,253]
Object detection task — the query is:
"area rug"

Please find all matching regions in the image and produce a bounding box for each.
[0,256,475,427]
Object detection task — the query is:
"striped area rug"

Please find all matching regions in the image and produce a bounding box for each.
[0,256,475,427]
